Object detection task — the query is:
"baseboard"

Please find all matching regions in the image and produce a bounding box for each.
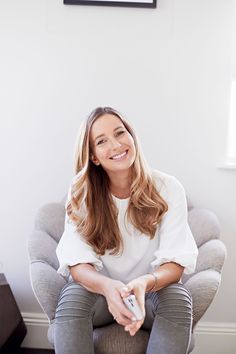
[21,312,53,349]
[21,312,236,353]
[192,322,236,354]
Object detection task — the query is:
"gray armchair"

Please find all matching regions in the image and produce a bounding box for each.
[28,196,226,354]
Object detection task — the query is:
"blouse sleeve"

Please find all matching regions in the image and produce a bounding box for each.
[150,176,198,274]
[56,186,103,278]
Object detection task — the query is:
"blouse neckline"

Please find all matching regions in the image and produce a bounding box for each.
[111,194,130,202]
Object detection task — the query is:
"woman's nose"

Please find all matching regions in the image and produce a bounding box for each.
[109,138,122,148]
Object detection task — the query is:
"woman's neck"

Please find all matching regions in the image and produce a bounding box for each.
[110,188,131,199]
[109,171,132,199]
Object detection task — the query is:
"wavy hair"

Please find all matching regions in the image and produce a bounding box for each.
[66,107,168,255]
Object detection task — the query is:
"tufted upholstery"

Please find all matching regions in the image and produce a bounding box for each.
[28,197,226,353]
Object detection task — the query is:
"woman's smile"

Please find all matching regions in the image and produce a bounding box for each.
[110,149,129,161]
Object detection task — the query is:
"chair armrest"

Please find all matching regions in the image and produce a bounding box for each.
[28,230,59,270]
[182,238,227,283]
[184,269,221,328]
[29,261,66,321]
[195,239,227,274]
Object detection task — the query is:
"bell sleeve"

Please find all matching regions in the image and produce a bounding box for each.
[56,186,103,278]
[150,176,198,274]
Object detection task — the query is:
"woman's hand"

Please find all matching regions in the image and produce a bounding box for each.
[120,276,148,336]
[102,279,137,326]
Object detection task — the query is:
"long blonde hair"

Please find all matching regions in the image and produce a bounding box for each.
[66,107,168,255]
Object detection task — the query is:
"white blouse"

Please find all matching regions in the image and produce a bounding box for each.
[56,169,198,284]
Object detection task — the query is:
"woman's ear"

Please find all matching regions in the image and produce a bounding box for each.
[90,153,100,166]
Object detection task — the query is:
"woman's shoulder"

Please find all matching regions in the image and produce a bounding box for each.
[150,169,185,199]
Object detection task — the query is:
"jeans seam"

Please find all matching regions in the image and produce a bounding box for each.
[155,313,192,329]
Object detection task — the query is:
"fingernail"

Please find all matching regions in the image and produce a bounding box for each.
[132,316,137,321]
[122,287,129,292]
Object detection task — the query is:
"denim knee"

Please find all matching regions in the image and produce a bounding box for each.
[55,281,99,323]
[152,283,192,328]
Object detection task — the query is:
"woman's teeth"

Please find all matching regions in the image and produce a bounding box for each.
[111,150,127,160]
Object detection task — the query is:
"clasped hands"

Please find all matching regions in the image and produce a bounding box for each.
[104,277,146,336]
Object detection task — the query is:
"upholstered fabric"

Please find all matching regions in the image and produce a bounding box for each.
[28,198,226,353]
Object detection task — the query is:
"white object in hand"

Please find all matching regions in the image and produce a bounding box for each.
[123,294,144,321]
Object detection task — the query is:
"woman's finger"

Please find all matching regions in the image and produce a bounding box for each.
[120,285,132,298]
[115,313,135,326]
[110,299,137,325]
[124,319,143,335]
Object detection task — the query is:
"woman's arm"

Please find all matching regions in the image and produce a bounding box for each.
[69,263,111,295]
[142,262,184,292]
[69,263,136,326]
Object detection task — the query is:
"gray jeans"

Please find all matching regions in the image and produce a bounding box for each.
[54,282,192,354]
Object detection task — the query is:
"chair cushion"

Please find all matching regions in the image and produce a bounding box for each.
[94,324,149,354]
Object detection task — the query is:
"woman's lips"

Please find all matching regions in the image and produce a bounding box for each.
[110,150,128,161]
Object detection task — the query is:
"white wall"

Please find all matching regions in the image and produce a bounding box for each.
[0,0,235,346]
[232,1,236,80]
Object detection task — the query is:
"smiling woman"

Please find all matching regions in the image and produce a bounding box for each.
[54,106,198,354]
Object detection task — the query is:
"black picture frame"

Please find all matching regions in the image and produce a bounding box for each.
[64,0,156,8]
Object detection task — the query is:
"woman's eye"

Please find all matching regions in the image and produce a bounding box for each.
[117,131,125,136]
[97,139,105,145]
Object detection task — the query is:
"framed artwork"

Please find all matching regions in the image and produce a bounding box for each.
[64,0,156,8]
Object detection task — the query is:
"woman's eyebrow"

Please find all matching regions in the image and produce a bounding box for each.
[94,126,124,141]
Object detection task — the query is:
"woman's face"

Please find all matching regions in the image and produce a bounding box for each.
[89,114,136,175]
